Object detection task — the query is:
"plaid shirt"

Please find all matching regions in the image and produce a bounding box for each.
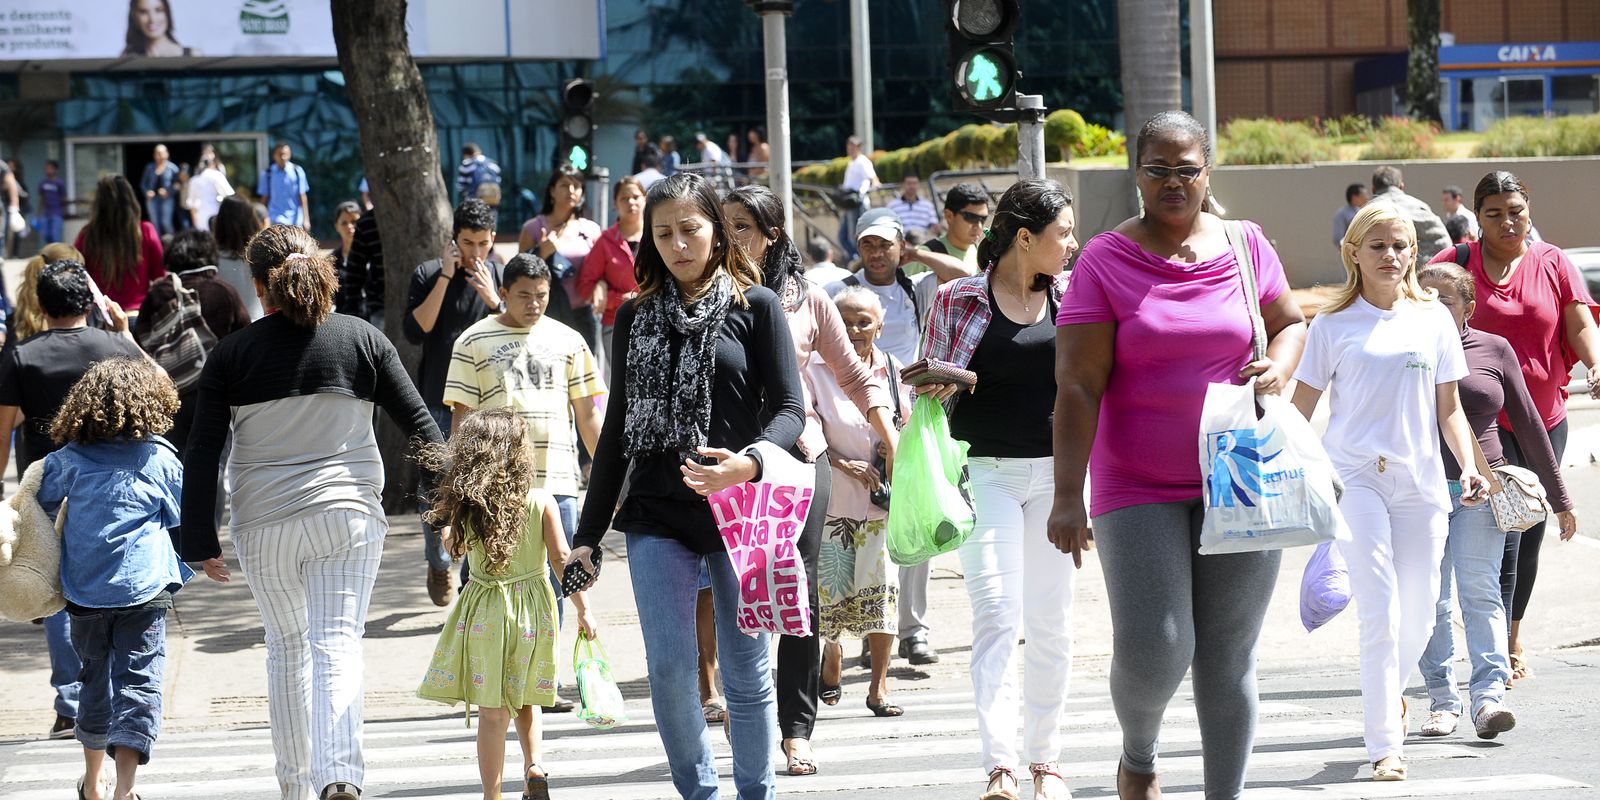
[922,273,1069,369]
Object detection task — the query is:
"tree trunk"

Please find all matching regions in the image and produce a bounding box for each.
[1406,0,1443,123]
[1116,0,1183,184]
[331,0,452,510]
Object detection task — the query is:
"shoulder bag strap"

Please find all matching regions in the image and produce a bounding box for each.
[1468,435,1505,495]
[1454,242,1471,267]
[1224,220,1269,363]
[884,351,904,428]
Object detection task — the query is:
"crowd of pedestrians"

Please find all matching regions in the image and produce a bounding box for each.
[1,109,1593,800]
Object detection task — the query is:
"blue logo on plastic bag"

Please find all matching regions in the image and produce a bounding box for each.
[1207,427,1291,508]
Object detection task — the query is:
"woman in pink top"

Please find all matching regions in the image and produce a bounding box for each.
[520,164,605,367]
[75,174,165,311]
[1050,112,1307,800]
[723,184,898,777]
[1425,170,1600,682]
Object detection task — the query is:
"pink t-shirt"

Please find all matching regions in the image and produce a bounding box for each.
[1055,222,1288,517]
[1426,241,1594,430]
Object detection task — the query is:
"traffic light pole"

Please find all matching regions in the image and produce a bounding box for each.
[849,0,874,149]
[1016,94,1047,181]
[761,7,795,235]
[594,166,611,226]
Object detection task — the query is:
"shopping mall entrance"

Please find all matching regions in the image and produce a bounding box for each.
[61,133,266,234]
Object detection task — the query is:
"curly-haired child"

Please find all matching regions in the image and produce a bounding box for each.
[416,408,597,800]
[38,356,227,800]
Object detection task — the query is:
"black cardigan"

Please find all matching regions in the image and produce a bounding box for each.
[575,285,806,555]
[178,312,442,560]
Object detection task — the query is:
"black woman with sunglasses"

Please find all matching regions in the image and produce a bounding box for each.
[1050,111,1307,800]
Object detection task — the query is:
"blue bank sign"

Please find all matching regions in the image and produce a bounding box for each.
[1441,42,1600,72]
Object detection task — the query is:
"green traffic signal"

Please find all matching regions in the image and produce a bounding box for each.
[966,53,1003,102]
[568,145,590,172]
[957,47,1014,107]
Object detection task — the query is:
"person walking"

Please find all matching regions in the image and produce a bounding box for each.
[213,195,268,320]
[415,409,597,800]
[836,136,879,262]
[75,174,166,312]
[186,154,234,231]
[566,172,805,800]
[915,179,1078,800]
[1425,170,1600,686]
[1333,182,1369,248]
[1290,203,1487,782]
[35,160,66,245]
[140,144,180,237]
[579,175,646,382]
[723,184,899,776]
[177,225,443,800]
[1051,111,1308,800]
[1413,263,1574,742]
[520,165,605,373]
[1367,166,1450,262]
[257,143,311,229]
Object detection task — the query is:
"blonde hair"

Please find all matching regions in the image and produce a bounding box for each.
[1323,203,1433,315]
[417,409,536,576]
[14,243,85,341]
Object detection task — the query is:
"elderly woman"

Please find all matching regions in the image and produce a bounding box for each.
[805,285,910,723]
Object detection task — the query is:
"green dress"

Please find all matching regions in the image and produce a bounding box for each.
[417,493,560,709]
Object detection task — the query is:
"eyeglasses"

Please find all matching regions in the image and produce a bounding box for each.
[1139,164,1206,182]
[957,210,990,225]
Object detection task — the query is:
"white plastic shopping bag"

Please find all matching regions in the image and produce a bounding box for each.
[1198,378,1349,554]
[705,441,815,637]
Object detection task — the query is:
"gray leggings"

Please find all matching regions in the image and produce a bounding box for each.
[1094,498,1281,800]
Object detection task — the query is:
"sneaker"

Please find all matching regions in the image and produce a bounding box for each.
[1420,710,1459,737]
[898,635,940,666]
[48,715,74,740]
[426,567,454,607]
[1474,702,1516,739]
[320,782,361,800]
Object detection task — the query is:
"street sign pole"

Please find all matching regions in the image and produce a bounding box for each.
[850,0,874,148]
[1017,94,1046,180]
[761,7,795,235]
[594,166,611,226]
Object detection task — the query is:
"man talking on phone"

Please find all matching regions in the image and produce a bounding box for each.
[403,199,505,606]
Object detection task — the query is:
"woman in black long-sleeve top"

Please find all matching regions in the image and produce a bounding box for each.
[567,173,805,800]
[177,225,442,800]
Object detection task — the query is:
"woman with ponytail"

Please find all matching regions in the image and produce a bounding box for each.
[915,178,1079,800]
[176,224,443,800]
[721,184,901,775]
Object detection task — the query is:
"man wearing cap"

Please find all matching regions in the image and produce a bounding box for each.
[824,207,966,666]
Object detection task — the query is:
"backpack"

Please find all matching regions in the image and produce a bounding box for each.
[136,274,217,393]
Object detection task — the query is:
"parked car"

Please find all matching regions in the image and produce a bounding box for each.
[1569,247,1600,299]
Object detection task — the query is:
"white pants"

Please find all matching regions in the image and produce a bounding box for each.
[1337,466,1448,763]
[958,457,1077,770]
[234,510,386,800]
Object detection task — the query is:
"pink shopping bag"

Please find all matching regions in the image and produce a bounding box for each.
[705,442,815,637]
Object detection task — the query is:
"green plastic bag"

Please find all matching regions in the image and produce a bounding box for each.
[886,394,975,566]
[573,632,629,731]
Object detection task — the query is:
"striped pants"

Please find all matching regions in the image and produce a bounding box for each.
[234,510,386,800]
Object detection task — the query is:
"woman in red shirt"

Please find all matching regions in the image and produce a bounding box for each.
[1426,170,1600,683]
[75,174,165,311]
[577,175,645,381]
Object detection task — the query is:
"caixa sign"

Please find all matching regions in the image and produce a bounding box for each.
[1441,41,1600,71]
[1497,44,1558,63]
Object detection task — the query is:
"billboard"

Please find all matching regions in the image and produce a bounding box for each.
[0,0,603,64]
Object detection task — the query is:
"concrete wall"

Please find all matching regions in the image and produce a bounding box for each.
[1053,157,1600,289]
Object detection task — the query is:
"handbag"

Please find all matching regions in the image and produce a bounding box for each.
[1469,438,1551,533]
[898,358,977,390]
[136,274,217,393]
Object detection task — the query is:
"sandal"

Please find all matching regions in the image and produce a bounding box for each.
[1372,757,1406,781]
[1030,762,1069,799]
[1510,652,1532,681]
[819,682,842,706]
[783,739,818,776]
[981,766,1019,800]
[866,698,904,717]
[701,698,726,724]
[524,763,551,800]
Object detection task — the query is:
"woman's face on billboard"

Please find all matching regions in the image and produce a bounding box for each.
[134,0,170,40]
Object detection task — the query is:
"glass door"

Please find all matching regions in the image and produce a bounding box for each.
[1502,77,1546,119]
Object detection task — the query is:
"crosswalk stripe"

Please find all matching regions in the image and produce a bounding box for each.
[1166,773,1590,799]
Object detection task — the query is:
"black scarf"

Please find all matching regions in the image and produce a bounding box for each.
[623,272,734,458]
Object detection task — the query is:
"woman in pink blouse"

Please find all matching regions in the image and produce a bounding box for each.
[1051,112,1307,800]
[723,184,900,776]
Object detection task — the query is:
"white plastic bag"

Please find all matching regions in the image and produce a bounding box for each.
[1198,378,1348,554]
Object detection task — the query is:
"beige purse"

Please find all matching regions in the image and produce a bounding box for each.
[1469,439,1551,533]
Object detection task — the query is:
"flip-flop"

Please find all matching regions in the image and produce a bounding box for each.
[701,698,726,724]
[820,682,842,706]
[866,699,904,717]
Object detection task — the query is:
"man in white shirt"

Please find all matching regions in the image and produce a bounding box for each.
[887,175,939,238]
[632,148,667,190]
[803,236,852,286]
[837,135,879,260]
[1440,185,1480,239]
[694,132,725,165]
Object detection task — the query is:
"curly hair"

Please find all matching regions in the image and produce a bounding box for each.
[50,357,180,446]
[246,225,337,327]
[417,408,536,575]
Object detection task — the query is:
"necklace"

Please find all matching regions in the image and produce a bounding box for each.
[996,273,1036,315]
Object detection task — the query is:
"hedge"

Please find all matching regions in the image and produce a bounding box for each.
[1473,113,1600,157]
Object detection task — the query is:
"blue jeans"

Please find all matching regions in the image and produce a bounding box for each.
[1418,487,1510,717]
[35,214,63,244]
[147,196,175,236]
[421,405,455,572]
[45,610,82,718]
[627,533,776,800]
[69,603,167,762]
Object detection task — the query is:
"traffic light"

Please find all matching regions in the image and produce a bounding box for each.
[557,78,597,173]
[946,0,1020,119]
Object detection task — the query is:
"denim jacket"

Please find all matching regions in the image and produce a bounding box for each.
[38,437,191,609]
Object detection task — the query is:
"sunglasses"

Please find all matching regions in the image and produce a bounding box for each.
[957,210,990,225]
[1139,164,1206,182]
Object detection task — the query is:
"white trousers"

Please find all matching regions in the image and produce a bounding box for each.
[234,510,386,800]
[957,457,1077,771]
[1337,466,1448,763]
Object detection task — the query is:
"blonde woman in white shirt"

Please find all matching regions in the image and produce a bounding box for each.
[1290,203,1488,783]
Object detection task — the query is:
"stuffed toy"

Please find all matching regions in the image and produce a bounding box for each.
[0,461,66,622]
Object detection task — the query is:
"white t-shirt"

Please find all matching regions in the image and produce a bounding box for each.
[1444,207,1480,237]
[188,167,234,230]
[824,272,934,366]
[841,154,877,196]
[1293,296,1468,510]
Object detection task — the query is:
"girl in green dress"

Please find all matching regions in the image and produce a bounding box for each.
[416,409,597,800]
